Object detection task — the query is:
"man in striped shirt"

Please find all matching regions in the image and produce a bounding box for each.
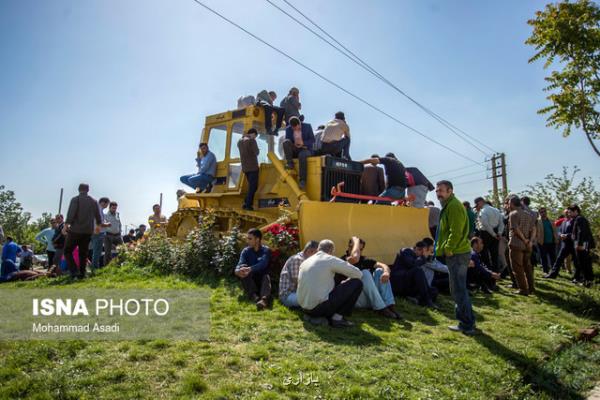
[278,241,319,308]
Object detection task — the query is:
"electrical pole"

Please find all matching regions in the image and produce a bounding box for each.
[500,152,508,198]
[491,154,499,207]
[58,188,64,215]
[488,153,508,208]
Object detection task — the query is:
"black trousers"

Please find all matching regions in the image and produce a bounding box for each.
[575,249,594,282]
[304,278,363,318]
[478,231,499,272]
[260,103,284,134]
[64,232,91,277]
[539,243,557,273]
[46,251,55,269]
[282,140,311,183]
[549,242,577,277]
[391,268,437,305]
[243,170,259,209]
[240,273,271,300]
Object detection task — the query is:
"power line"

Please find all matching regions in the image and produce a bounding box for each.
[452,177,489,185]
[429,163,484,178]
[446,169,485,181]
[189,0,484,165]
[273,0,498,156]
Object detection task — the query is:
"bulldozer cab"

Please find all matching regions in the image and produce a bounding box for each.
[201,105,275,194]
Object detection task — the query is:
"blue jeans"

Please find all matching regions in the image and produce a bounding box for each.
[180,173,213,191]
[379,186,406,200]
[91,233,105,269]
[447,252,475,330]
[355,268,395,310]
[280,292,299,308]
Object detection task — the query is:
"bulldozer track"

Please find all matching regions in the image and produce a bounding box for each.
[167,207,271,238]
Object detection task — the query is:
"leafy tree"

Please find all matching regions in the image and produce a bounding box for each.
[526,0,600,156]
[520,166,599,247]
[0,185,31,244]
[0,186,53,251]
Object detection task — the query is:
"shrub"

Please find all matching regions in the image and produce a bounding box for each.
[118,209,242,279]
[213,225,241,276]
[262,223,300,285]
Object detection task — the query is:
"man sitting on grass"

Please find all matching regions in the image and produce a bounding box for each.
[297,239,363,328]
[468,237,501,294]
[420,237,449,292]
[341,238,401,319]
[279,240,319,308]
[235,228,272,310]
[390,241,439,309]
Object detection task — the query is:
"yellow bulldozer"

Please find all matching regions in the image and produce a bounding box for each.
[167,105,430,264]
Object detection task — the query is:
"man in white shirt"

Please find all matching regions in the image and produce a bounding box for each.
[102,201,123,266]
[36,219,57,269]
[320,112,351,160]
[297,238,363,327]
[474,197,505,272]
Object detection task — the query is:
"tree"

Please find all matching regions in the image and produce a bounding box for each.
[520,166,599,248]
[0,185,31,243]
[0,186,53,251]
[526,0,600,156]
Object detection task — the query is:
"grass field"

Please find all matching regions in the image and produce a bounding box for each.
[1,264,599,399]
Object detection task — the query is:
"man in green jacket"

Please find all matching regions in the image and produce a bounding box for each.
[435,180,477,334]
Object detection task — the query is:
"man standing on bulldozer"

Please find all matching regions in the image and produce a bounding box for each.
[238,128,260,211]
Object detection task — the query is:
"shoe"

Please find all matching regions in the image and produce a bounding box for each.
[376,308,397,319]
[299,180,306,190]
[330,318,354,328]
[513,290,529,296]
[480,286,492,295]
[242,205,254,211]
[250,294,260,303]
[583,281,593,288]
[256,298,268,311]
[448,325,479,335]
[543,273,557,279]
[303,314,328,325]
[425,301,440,310]
[387,305,403,320]
[285,162,294,170]
[405,296,419,305]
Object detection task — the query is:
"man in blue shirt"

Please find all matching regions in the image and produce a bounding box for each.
[180,142,217,192]
[234,228,272,310]
[1,236,21,279]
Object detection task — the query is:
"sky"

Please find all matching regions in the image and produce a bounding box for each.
[1,0,599,230]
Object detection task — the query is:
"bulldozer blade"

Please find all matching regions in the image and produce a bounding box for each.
[298,200,431,265]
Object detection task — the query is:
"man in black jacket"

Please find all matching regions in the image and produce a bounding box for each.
[569,205,595,286]
[390,241,438,308]
[63,183,102,278]
[544,209,578,280]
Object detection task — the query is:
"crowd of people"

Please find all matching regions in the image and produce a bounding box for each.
[181,86,437,211]
[0,184,167,282]
[234,179,596,333]
[1,88,596,334]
